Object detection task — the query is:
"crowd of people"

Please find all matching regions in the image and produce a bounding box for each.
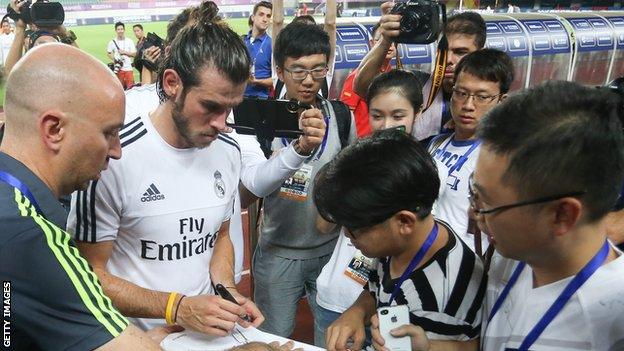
[1,0,624,350]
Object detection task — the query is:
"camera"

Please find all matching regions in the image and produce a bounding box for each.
[390,1,446,44]
[380,309,389,315]
[108,59,123,74]
[7,1,64,26]
[137,32,165,72]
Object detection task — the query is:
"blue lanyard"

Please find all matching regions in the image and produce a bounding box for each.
[488,240,610,350]
[282,115,330,161]
[0,170,44,216]
[388,223,439,305]
[438,134,481,177]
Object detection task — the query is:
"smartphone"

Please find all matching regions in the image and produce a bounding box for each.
[230,98,306,139]
[377,305,412,351]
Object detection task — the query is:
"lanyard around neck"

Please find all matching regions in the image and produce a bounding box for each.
[438,134,481,177]
[488,240,610,350]
[388,222,439,305]
[0,170,43,216]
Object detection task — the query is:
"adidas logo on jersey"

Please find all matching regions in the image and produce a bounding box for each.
[141,183,165,202]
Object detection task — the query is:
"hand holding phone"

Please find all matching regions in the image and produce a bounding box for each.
[377,305,412,351]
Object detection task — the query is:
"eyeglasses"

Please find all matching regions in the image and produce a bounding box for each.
[468,173,586,216]
[451,88,502,106]
[283,66,328,82]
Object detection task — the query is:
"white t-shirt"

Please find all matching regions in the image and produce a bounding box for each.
[429,133,488,253]
[67,114,241,330]
[107,37,136,71]
[125,83,159,119]
[122,85,307,283]
[482,250,624,350]
[316,229,376,313]
[0,32,15,65]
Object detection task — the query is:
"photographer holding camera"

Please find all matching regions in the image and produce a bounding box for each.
[4,0,77,75]
[354,1,486,143]
[107,21,136,89]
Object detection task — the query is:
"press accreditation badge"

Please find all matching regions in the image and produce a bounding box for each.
[344,250,377,286]
[279,164,313,201]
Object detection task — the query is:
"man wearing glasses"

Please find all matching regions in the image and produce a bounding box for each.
[428,49,514,254]
[252,22,356,343]
[470,81,624,350]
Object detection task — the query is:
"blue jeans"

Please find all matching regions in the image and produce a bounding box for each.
[315,305,373,348]
[252,245,331,342]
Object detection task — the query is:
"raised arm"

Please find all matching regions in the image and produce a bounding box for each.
[353,1,399,97]
[324,0,337,70]
[272,0,284,51]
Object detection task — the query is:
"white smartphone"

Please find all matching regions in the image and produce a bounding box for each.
[377,305,412,351]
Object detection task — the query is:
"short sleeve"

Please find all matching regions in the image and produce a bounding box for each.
[106,40,115,53]
[67,169,123,243]
[1,218,128,350]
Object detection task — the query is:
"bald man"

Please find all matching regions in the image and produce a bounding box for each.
[0,44,161,350]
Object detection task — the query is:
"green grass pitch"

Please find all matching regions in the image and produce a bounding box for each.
[0,17,254,106]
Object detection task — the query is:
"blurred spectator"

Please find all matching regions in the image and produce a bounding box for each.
[107,21,136,89]
[133,23,146,79]
[244,1,273,98]
[0,17,15,65]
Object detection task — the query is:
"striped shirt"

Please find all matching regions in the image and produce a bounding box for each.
[366,220,486,341]
[0,151,128,350]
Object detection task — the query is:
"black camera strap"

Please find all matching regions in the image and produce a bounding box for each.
[423,36,448,112]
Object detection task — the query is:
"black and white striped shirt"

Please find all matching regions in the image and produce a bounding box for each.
[366,220,486,341]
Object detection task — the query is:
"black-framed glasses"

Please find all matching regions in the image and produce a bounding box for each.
[283,66,328,82]
[451,88,502,106]
[468,173,586,216]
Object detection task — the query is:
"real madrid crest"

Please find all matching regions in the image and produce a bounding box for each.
[214,170,226,199]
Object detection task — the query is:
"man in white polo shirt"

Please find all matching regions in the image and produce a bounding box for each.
[107,21,136,89]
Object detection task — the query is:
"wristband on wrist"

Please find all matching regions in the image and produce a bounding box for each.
[173,295,186,323]
[165,292,179,325]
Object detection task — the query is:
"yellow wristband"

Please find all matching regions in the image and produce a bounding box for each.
[165,292,178,325]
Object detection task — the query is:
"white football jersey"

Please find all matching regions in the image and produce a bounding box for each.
[429,133,488,253]
[482,251,624,350]
[67,114,241,330]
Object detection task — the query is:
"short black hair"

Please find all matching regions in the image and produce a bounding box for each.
[133,24,143,30]
[292,15,316,25]
[478,81,624,221]
[157,21,250,102]
[253,1,272,14]
[445,12,486,49]
[115,21,124,29]
[453,48,514,94]
[366,69,423,112]
[314,129,439,230]
[274,22,330,68]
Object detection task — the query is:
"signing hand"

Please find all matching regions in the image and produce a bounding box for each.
[176,294,248,336]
